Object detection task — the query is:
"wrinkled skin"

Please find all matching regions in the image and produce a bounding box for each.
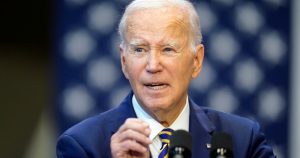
[111,6,204,158]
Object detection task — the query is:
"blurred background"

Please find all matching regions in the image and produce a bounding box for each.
[0,0,299,158]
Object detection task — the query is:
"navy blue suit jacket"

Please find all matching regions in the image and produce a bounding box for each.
[57,92,275,158]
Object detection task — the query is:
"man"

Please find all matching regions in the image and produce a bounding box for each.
[56,0,275,158]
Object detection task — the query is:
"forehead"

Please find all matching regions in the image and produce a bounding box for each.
[125,7,190,44]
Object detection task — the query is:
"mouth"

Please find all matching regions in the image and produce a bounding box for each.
[144,82,168,90]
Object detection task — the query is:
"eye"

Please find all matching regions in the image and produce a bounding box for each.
[163,47,176,54]
[163,47,173,52]
[135,47,145,53]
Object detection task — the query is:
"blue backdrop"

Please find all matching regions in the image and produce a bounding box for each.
[54,0,290,157]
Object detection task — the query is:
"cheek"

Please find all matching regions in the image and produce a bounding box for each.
[171,59,195,86]
[125,61,143,81]
[172,57,194,74]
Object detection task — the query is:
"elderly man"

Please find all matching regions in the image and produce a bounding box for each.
[56,0,275,158]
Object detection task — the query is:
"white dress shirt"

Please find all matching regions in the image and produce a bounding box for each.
[132,95,190,158]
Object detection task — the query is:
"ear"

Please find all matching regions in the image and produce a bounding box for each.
[120,45,129,79]
[191,44,204,78]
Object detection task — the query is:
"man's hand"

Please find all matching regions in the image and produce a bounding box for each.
[111,118,152,158]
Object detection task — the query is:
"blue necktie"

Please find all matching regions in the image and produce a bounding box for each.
[158,128,173,158]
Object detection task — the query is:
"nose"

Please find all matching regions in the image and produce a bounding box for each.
[146,51,162,73]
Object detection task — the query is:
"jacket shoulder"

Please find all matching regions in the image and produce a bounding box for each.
[202,107,257,131]
[200,107,275,157]
[62,92,134,138]
[56,107,125,158]
[63,106,124,138]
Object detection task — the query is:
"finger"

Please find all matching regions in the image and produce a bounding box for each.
[120,139,148,154]
[118,128,152,145]
[111,133,150,157]
[118,118,150,135]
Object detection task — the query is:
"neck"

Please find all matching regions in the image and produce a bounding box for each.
[144,99,187,127]
[132,94,188,127]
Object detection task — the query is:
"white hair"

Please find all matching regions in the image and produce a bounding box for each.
[118,0,202,52]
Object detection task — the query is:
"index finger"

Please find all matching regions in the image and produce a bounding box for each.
[118,118,150,136]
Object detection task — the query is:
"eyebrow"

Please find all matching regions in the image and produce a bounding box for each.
[159,40,180,49]
[128,39,180,49]
[128,39,147,46]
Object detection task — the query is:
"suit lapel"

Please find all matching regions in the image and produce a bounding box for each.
[110,91,137,134]
[108,93,216,157]
[189,99,215,158]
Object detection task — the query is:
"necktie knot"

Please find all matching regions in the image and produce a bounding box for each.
[159,128,173,146]
[158,128,173,158]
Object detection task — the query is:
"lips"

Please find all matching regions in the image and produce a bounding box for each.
[144,82,168,90]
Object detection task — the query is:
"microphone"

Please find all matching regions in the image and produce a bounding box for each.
[210,132,233,158]
[169,130,192,158]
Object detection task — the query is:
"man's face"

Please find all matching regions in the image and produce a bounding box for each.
[120,7,204,117]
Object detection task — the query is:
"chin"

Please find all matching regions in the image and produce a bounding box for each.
[142,98,172,111]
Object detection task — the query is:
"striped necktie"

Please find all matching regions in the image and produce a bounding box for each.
[158,128,173,158]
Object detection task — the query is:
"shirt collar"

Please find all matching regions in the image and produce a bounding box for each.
[132,95,190,140]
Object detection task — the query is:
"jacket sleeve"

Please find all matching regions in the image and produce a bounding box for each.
[56,134,90,158]
[248,122,276,158]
